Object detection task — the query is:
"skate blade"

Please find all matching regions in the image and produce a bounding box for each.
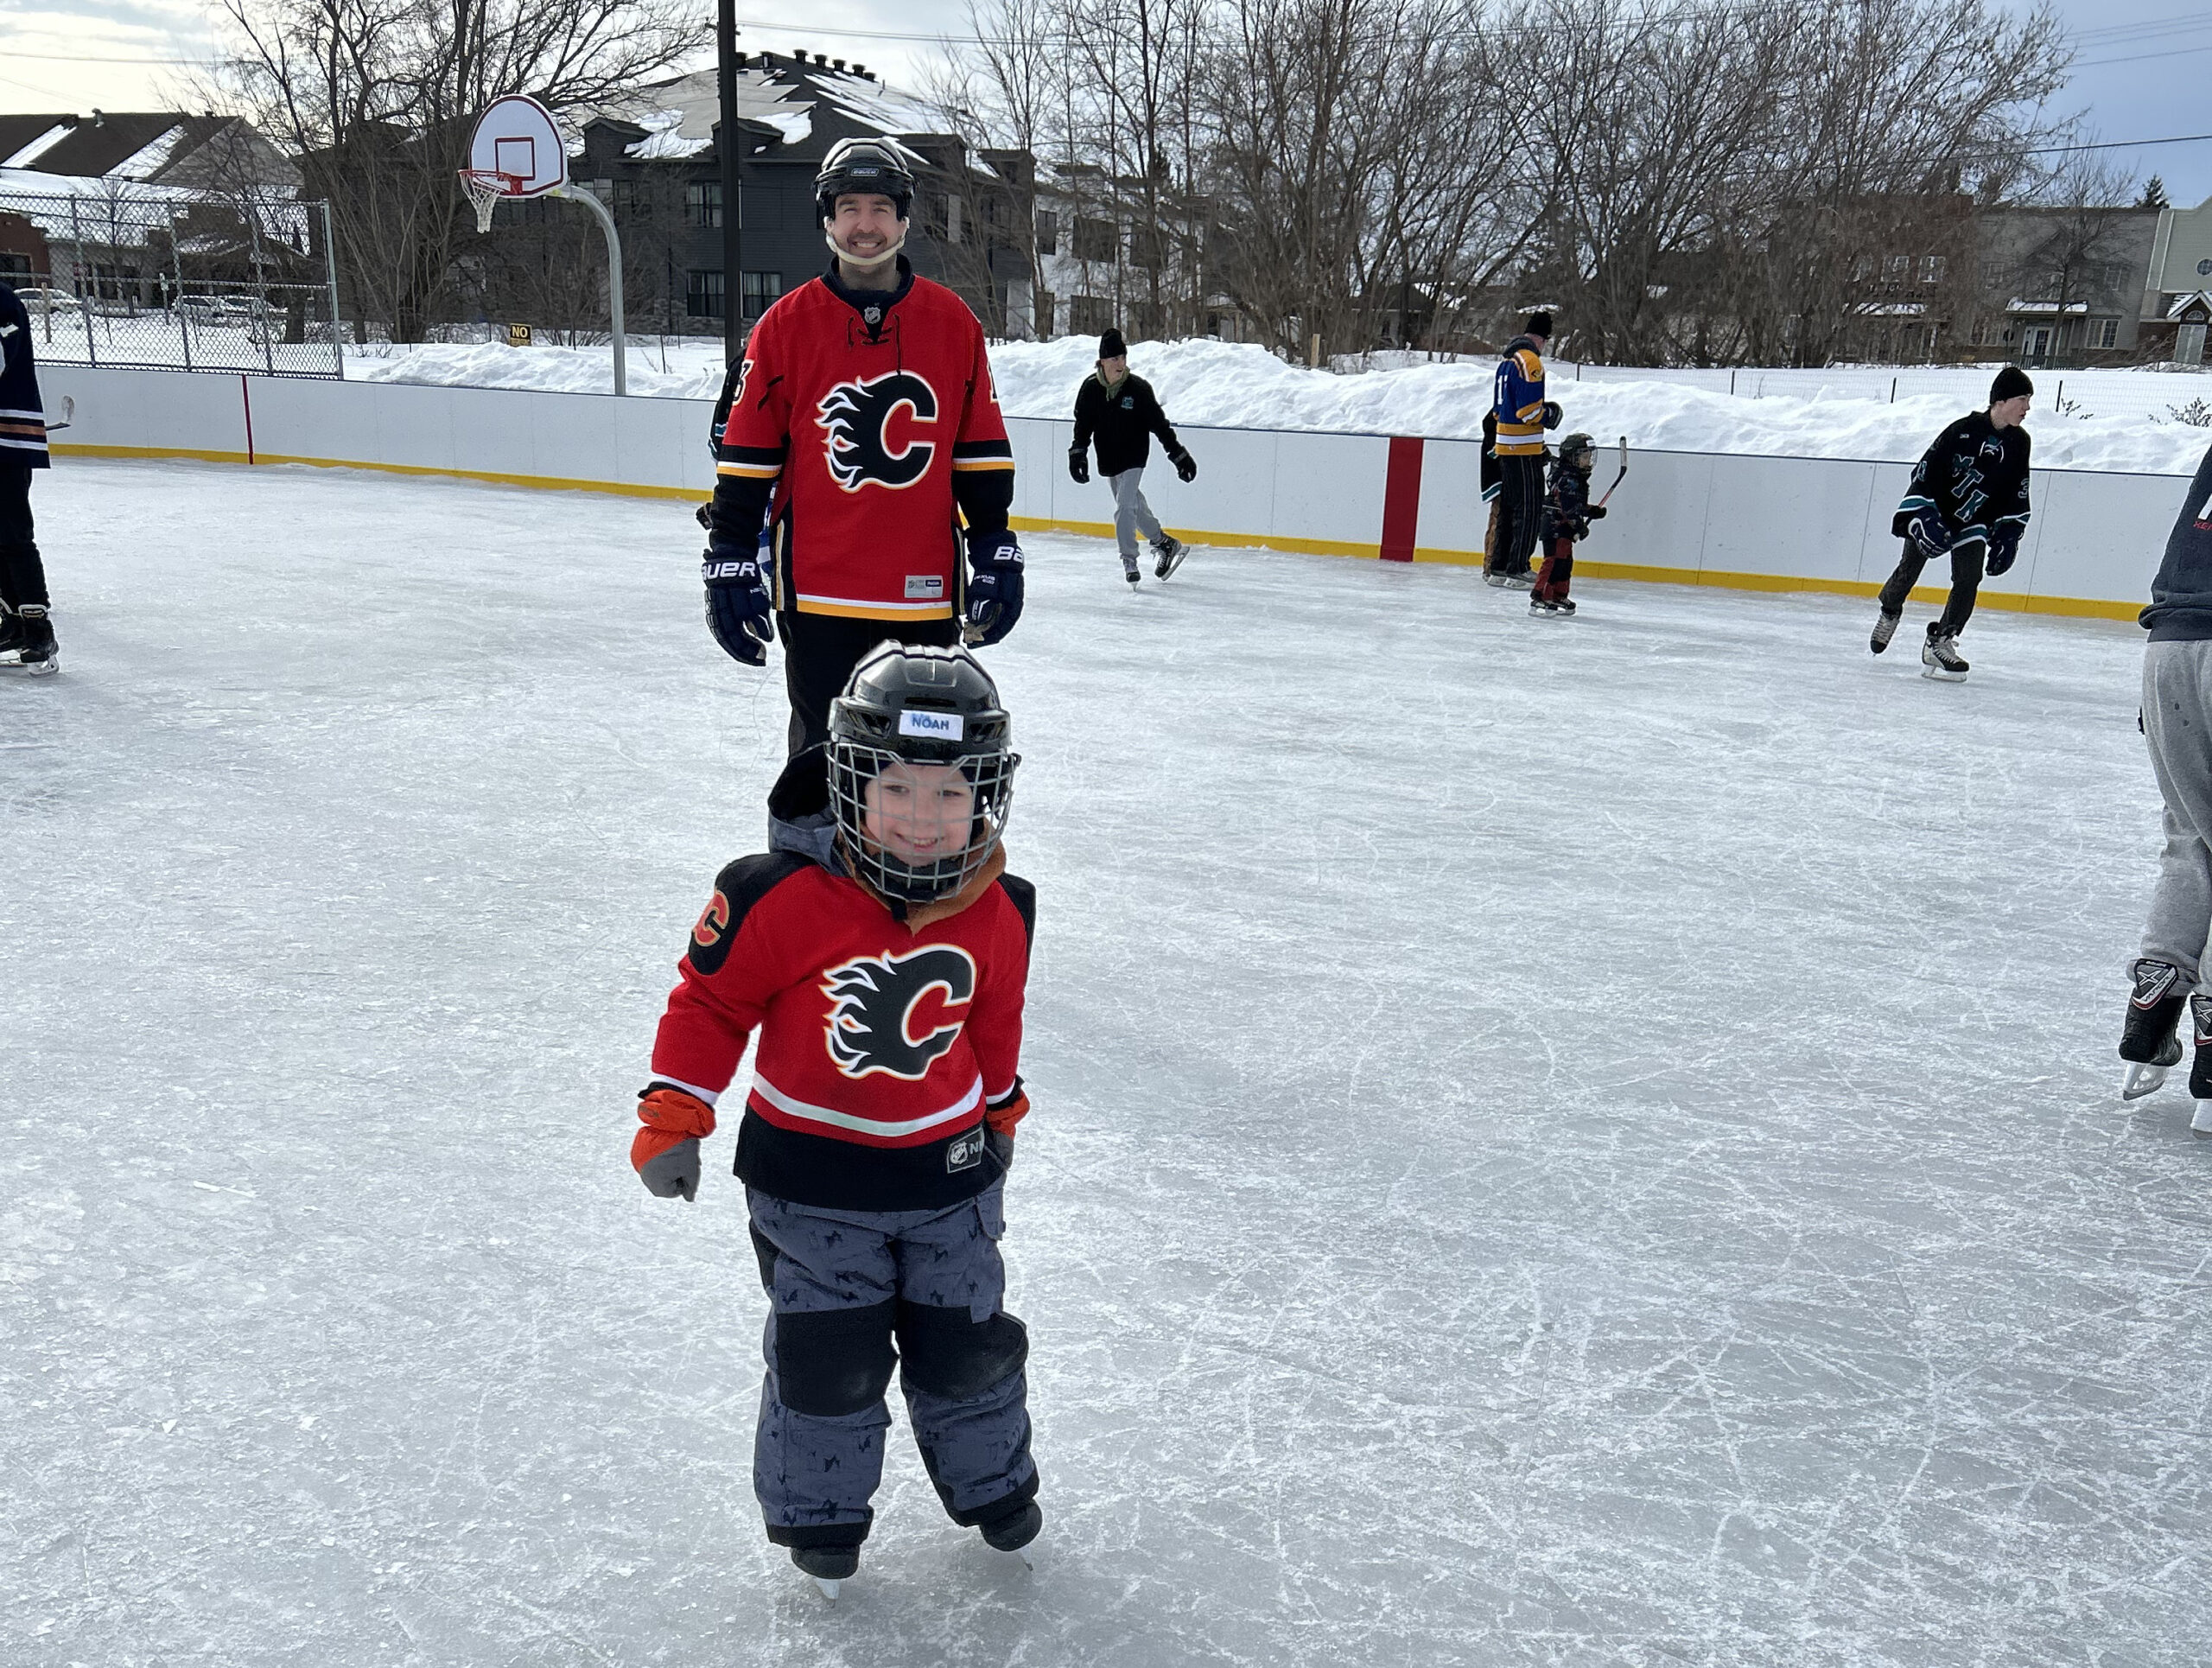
[812,1576,842,1601]
[2122,1060,2172,1101]
[2193,1101,2212,1134]
[1160,548,1188,579]
[1920,666,1966,682]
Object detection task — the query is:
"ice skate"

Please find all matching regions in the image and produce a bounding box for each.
[1870,610,1900,654]
[2188,994,2212,1132]
[1483,570,1509,588]
[978,1500,1041,1570]
[1503,571,1535,592]
[1529,595,1560,617]
[1553,597,1577,617]
[1152,537,1188,580]
[1920,628,1967,681]
[0,605,56,676]
[1121,556,1141,587]
[2120,958,2187,1100]
[792,1543,860,1601]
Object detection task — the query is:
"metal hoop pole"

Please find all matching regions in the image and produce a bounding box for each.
[557,182,626,397]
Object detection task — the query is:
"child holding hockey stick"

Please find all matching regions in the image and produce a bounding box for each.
[1528,432,1607,617]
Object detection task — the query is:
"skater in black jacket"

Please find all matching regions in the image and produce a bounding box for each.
[0,279,57,674]
[1070,329,1197,585]
[1869,366,2034,680]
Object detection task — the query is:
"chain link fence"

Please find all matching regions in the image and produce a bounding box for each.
[2,183,345,378]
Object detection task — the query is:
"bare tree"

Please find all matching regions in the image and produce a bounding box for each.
[212,0,709,341]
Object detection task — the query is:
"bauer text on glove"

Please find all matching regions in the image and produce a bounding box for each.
[966,531,1025,646]
[702,544,773,667]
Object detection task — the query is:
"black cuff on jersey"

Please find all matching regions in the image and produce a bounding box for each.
[952,468,1014,537]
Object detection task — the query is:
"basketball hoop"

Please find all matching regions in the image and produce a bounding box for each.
[461,169,523,235]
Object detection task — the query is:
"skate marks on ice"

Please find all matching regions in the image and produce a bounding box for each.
[3,462,2211,1667]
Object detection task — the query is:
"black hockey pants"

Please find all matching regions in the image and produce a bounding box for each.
[1877,535,1984,640]
[1488,455,1545,577]
[779,610,963,756]
[0,467,48,610]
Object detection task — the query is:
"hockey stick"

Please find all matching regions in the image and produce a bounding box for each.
[44,396,74,433]
[1594,434,1627,507]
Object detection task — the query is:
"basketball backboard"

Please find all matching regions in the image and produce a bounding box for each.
[465,95,568,199]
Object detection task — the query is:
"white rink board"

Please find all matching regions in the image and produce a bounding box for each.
[34,364,2198,608]
[6,457,2212,1665]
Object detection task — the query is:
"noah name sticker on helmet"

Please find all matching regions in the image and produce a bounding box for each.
[898,710,964,740]
[823,945,978,1080]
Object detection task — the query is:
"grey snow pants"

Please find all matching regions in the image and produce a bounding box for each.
[1109,467,1166,560]
[747,1181,1036,1550]
[2139,638,2212,984]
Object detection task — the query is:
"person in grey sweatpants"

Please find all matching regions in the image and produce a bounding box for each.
[2120,442,2212,1127]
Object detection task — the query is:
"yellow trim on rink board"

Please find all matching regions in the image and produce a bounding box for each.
[52,447,2145,623]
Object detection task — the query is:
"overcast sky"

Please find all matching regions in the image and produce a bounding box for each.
[5,0,2211,204]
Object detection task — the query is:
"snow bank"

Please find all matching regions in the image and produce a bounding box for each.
[347,333,2212,476]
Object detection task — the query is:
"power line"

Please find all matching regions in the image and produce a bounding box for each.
[2023,131,2212,156]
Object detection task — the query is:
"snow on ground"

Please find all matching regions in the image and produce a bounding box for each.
[340,332,2212,475]
[7,459,2212,1665]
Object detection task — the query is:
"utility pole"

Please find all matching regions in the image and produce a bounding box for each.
[717,0,744,363]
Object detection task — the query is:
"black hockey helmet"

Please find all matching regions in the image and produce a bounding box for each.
[1557,431,1597,468]
[815,137,915,225]
[827,642,1018,903]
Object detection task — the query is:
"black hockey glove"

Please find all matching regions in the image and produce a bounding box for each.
[1986,525,2021,577]
[1068,445,1090,485]
[965,529,1025,646]
[1169,446,1197,483]
[985,1128,1015,1175]
[702,542,773,666]
[1905,508,1952,563]
[1541,400,1563,430]
[694,500,713,531]
[1587,504,1606,519]
[639,1137,702,1201]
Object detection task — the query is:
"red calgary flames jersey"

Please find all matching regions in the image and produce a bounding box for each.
[716,272,1015,623]
[651,850,1033,1211]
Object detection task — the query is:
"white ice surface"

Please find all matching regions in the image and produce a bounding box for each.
[5,461,2212,1666]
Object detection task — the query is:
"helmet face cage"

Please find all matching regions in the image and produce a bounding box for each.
[827,739,1017,903]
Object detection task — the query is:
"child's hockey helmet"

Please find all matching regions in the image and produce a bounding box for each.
[827,642,1018,903]
[1558,431,1597,468]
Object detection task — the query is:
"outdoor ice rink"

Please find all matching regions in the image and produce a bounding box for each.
[5,457,2210,1666]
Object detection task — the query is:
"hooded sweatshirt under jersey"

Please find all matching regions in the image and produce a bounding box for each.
[2142,443,2212,642]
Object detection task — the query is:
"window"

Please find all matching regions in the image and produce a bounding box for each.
[1034,210,1057,256]
[1129,223,1165,271]
[946,195,964,245]
[1070,294,1115,334]
[1884,253,1910,290]
[2088,316,2120,350]
[1851,255,1875,283]
[0,252,29,279]
[741,271,782,320]
[1921,254,1946,285]
[1073,217,1117,263]
[686,181,723,229]
[686,269,725,319]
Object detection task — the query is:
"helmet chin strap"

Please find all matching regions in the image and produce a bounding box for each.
[824,224,906,274]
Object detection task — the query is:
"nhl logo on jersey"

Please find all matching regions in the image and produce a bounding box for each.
[816,371,939,492]
[944,1127,985,1172]
[821,944,976,1079]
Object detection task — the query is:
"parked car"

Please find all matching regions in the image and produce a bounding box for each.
[8,285,85,315]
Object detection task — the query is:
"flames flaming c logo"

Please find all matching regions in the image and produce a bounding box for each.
[821,945,976,1079]
[816,372,938,492]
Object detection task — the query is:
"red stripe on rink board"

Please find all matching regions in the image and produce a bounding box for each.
[1380,435,1422,562]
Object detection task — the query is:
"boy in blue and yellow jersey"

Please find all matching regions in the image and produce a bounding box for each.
[1484,311,1562,588]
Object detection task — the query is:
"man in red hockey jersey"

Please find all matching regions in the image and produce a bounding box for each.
[703,138,1022,754]
[629,642,1042,1595]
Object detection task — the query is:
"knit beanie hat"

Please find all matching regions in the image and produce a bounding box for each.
[1525,311,1554,338]
[1099,328,1127,360]
[1990,366,2033,404]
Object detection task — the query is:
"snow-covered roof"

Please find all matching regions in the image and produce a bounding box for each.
[2165,290,2212,320]
[580,62,943,166]
[1,124,72,171]
[0,167,309,245]
[2005,298,2091,315]
[108,124,184,182]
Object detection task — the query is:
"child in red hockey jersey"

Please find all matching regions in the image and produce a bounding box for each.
[629,642,1039,1595]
